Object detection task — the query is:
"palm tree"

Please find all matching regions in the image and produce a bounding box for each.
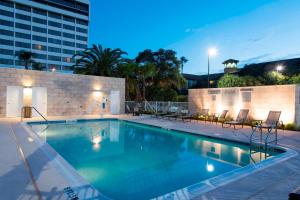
[16,51,35,70]
[180,56,188,74]
[116,61,140,100]
[136,63,156,100]
[73,44,128,76]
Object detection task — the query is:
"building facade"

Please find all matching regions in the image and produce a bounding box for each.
[0,0,89,72]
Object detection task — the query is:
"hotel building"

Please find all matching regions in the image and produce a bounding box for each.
[0,0,90,72]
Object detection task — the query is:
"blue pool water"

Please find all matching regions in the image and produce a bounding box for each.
[30,119,280,200]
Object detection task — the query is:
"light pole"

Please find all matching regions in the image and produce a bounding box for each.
[207,47,217,88]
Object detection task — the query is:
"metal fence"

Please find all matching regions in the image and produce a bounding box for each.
[125,101,188,113]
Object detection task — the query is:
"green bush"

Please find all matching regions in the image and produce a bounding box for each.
[263,71,287,85]
[284,123,296,130]
[218,74,245,88]
[288,74,300,84]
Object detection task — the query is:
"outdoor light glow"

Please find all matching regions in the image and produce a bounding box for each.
[208,47,218,57]
[206,162,214,172]
[92,134,102,144]
[276,65,283,72]
[52,68,56,72]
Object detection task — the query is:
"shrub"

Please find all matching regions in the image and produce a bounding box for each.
[263,71,287,85]
[218,74,245,88]
[284,123,296,130]
[288,74,300,84]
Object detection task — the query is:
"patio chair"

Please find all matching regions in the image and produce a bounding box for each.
[222,109,249,129]
[179,111,199,122]
[169,109,189,120]
[289,186,300,200]
[163,107,179,119]
[252,111,282,143]
[210,110,228,124]
[195,109,210,122]
[133,105,141,116]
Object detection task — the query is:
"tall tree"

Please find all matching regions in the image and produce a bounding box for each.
[180,56,188,74]
[135,49,186,100]
[73,44,128,76]
[16,51,35,70]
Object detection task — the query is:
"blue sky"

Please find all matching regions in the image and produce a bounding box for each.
[89,0,300,74]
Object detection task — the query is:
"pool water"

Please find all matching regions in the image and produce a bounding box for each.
[30,119,279,200]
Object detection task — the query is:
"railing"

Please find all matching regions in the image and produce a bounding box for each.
[249,124,278,159]
[125,101,188,113]
[21,106,49,124]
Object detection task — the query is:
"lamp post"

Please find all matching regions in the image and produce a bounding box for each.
[207,48,217,88]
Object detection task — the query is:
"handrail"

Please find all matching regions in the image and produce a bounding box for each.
[21,106,49,124]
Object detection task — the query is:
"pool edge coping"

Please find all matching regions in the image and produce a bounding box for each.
[24,117,298,200]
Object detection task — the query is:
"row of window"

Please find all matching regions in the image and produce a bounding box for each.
[1,51,74,62]
[0,4,88,25]
[0,29,87,42]
[32,45,75,55]
[0,58,73,71]
[0,18,88,34]
[0,35,87,49]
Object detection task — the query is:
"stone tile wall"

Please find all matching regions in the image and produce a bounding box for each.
[0,68,125,117]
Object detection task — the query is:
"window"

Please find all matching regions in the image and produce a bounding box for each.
[0,29,13,36]
[0,58,13,65]
[48,38,61,45]
[33,17,47,25]
[35,53,47,59]
[32,44,47,51]
[15,32,31,39]
[63,32,75,39]
[33,8,47,16]
[16,3,31,12]
[76,19,88,26]
[76,43,87,49]
[62,57,73,63]
[15,13,31,21]
[48,46,61,53]
[63,41,75,47]
[63,15,75,23]
[32,35,47,42]
[48,64,61,70]
[48,29,61,36]
[15,22,31,30]
[48,12,61,19]
[0,48,13,55]
[63,49,75,55]
[62,65,73,71]
[0,38,13,46]
[0,0,14,8]
[0,19,14,27]
[15,41,31,48]
[48,21,61,28]
[63,24,75,31]
[76,35,87,41]
[76,27,87,34]
[33,26,47,33]
[48,55,61,62]
[0,9,14,17]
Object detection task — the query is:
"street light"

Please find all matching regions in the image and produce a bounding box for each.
[207,47,218,88]
[276,65,283,73]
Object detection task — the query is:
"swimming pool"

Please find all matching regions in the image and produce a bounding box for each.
[29,119,284,200]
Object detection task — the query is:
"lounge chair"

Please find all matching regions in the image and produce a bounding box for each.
[133,105,141,116]
[222,109,249,129]
[195,109,210,122]
[179,111,198,122]
[210,110,228,124]
[252,111,282,143]
[163,107,179,119]
[169,109,189,120]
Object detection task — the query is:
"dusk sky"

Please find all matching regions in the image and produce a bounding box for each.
[89,0,300,74]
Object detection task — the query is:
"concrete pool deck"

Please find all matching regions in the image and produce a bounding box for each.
[0,114,300,200]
